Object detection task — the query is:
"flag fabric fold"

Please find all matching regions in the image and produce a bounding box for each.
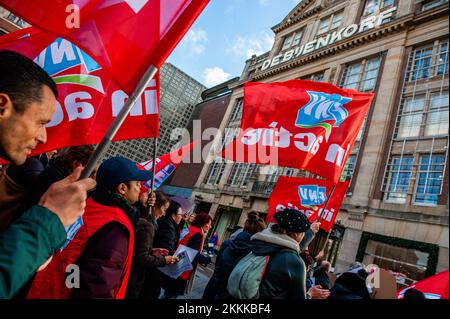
[0,0,210,93]
[397,270,449,299]
[267,176,350,233]
[221,80,374,183]
[0,27,159,160]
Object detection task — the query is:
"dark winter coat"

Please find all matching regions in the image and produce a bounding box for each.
[250,228,307,299]
[203,231,253,300]
[328,272,371,300]
[154,215,180,254]
[126,214,166,299]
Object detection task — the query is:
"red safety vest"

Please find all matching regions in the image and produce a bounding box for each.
[27,197,135,299]
[178,226,204,281]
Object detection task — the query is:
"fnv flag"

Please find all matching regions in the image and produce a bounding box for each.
[267,176,350,233]
[397,270,449,299]
[0,27,159,159]
[0,0,210,94]
[139,141,199,191]
[221,80,373,183]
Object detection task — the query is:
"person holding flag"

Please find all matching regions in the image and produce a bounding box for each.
[27,157,153,299]
[0,51,96,299]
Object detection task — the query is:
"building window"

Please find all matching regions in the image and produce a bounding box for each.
[229,99,243,122]
[281,29,303,51]
[384,156,414,204]
[341,155,356,181]
[220,127,240,150]
[317,10,344,35]
[357,232,439,288]
[205,159,226,185]
[363,0,395,16]
[414,155,445,206]
[410,41,449,81]
[341,56,382,92]
[397,95,425,138]
[302,71,326,82]
[229,163,255,188]
[425,92,449,136]
[421,0,449,11]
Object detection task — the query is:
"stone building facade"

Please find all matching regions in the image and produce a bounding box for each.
[191,0,449,288]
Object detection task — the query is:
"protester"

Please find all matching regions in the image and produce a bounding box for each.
[154,200,184,254]
[30,145,95,204]
[207,232,220,257]
[151,200,184,299]
[27,156,152,299]
[300,250,316,291]
[179,212,196,238]
[203,211,266,300]
[229,209,330,299]
[0,50,96,299]
[313,261,332,289]
[403,288,426,300]
[161,213,212,299]
[126,191,178,299]
[328,271,371,300]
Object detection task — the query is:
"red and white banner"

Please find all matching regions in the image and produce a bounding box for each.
[397,270,449,299]
[138,141,199,191]
[0,0,210,93]
[0,28,159,160]
[266,176,350,233]
[221,81,374,183]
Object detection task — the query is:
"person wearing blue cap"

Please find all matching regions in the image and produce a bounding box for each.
[27,156,154,299]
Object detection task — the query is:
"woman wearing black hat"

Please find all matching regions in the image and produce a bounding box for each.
[249,208,330,299]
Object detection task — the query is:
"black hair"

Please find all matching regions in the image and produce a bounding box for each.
[166,200,182,217]
[0,50,58,114]
[404,288,425,300]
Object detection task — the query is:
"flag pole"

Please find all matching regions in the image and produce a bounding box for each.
[147,137,158,216]
[312,184,336,257]
[80,64,158,179]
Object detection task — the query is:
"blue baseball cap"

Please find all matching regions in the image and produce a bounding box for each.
[96,156,152,190]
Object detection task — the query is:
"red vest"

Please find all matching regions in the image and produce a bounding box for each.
[27,198,135,299]
[178,226,204,281]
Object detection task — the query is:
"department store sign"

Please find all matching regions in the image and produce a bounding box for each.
[261,7,397,71]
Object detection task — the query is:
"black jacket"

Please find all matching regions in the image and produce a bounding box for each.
[328,272,370,300]
[203,231,253,300]
[154,215,180,255]
[250,229,307,299]
[126,214,166,299]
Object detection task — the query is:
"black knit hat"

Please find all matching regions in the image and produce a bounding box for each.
[273,208,311,233]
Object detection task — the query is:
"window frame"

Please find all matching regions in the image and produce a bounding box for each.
[317,10,344,36]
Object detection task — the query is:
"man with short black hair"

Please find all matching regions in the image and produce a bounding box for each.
[0,51,96,298]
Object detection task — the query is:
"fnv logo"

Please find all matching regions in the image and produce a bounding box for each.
[296,91,352,141]
[34,38,104,93]
[298,185,327,209]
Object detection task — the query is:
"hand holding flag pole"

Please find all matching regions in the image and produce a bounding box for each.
[80,64,158,179]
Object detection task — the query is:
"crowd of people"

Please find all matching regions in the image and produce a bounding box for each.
[0,50,428,300]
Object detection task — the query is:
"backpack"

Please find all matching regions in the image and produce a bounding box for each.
[227,252,270,299]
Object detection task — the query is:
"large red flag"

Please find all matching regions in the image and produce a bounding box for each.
[138,140,199,191]
[0,27,159,160]
[0,0,210,93]
[267,176,350,233]
[221,80,374,183]
[397,270,449,299]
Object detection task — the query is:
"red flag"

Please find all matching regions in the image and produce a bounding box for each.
[267,176,350,233]
[221,80,374,183]
[138,141,199,191]
[0,0,210,93]
[397,270,449,299]
[0,27,159,160]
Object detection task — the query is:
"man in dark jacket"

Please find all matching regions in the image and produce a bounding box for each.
[203,211,266,300]
[27,157,153,299]
[0,51,96,299]
[248,209,330,299]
